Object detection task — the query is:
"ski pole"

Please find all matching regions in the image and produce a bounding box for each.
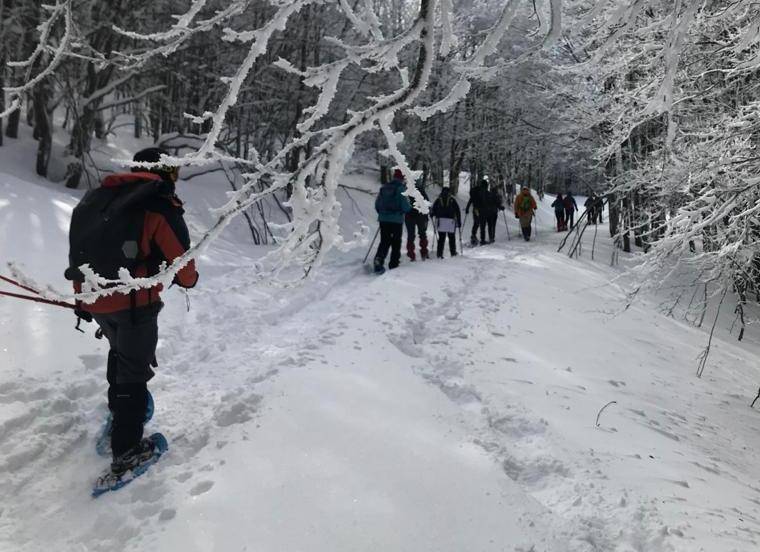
[362,227,380,264]
[501,210,511,241]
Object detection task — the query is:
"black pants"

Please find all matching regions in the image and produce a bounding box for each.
[565,209,575,229]
[375,221,403,269]
[437,232,457,257]
[93,302,162,458]
[486,213,497,242]
[470,213,486,243]
[555,210,565,230]
[521,223,532,240]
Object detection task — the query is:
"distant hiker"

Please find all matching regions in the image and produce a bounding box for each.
[584,193,600,225]
[505,182,515,206]
[594,194,604,224]
[65,147,199,490]
[552,193,566,231]
[374,168,411,273]
[563,191,578,230]
[514,186,537,241]
[482,182,505,243]
[432,187,462,258]
[465,177,489,245]
[405,179,430,261]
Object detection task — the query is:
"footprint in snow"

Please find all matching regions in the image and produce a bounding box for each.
[190,480,215,496]
[214,394,262,428]
[159,508,177,521]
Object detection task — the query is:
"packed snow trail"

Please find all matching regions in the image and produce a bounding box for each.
[3,168,760,551]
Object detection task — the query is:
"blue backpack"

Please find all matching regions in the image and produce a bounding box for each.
[376,182,402,213]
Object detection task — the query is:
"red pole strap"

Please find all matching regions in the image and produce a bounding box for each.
[0,290,76,310]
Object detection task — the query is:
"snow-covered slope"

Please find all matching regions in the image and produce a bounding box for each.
[2,139,760,552]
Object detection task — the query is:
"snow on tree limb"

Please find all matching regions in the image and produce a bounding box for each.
[1,0,73,119]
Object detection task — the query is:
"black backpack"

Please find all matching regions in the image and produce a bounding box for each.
[64,177,171,283]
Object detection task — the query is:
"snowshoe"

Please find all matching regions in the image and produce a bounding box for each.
[95,391,154,457]
[92,433,168,498]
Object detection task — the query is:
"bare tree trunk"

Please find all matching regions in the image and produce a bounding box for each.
[33,79,52,177]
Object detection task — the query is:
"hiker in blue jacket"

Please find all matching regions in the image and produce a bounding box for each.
[374,169,412,273]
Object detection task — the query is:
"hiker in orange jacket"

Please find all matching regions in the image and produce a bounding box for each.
[514,186,537,241]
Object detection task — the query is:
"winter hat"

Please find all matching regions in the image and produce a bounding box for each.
[132,147,170,169]
[393,168,404,180]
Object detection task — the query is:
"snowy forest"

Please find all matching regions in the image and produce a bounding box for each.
[2,1,760,551]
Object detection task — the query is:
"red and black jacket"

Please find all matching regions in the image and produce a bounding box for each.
[74,172,198,314]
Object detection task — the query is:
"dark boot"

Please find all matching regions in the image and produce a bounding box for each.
[373,257,385,273]
[420,238,429,260]
[110,383,148,459]
[406,240,416,261]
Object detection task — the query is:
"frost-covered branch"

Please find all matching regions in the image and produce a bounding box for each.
[1,0,73,118]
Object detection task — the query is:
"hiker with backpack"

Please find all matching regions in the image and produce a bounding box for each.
[405,179,430,261]
[374,169,412,274]
[431,187,462,258]
[514,186,537,241]
[552,193,566,231]
[65,147,199,494]
[563,191,578,230]
[465,178,489,246]
[483,181,505,243]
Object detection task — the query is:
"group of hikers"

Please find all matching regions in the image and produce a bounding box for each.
[44,147,606,494]
[550,191,605,232]
[372,169,539,274]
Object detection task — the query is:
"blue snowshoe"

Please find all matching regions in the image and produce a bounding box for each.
[92,432,168,498]
[95,391,154,457]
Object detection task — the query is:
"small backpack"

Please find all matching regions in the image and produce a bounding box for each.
[376,183,402,214]
[65,176,170,283]
[521,194,533,212]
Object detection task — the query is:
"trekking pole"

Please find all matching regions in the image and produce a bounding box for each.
[501,210,511,241]
[0,289,76,309]
[0,274,77,309]
[461,212,469,247]
[362,227,380,264]
[0,274,41,295]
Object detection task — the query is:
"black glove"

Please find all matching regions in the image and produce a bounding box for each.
[75,309,93,323]
[74,309,93,333]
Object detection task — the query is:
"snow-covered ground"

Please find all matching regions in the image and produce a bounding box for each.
[2,135,760,551]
